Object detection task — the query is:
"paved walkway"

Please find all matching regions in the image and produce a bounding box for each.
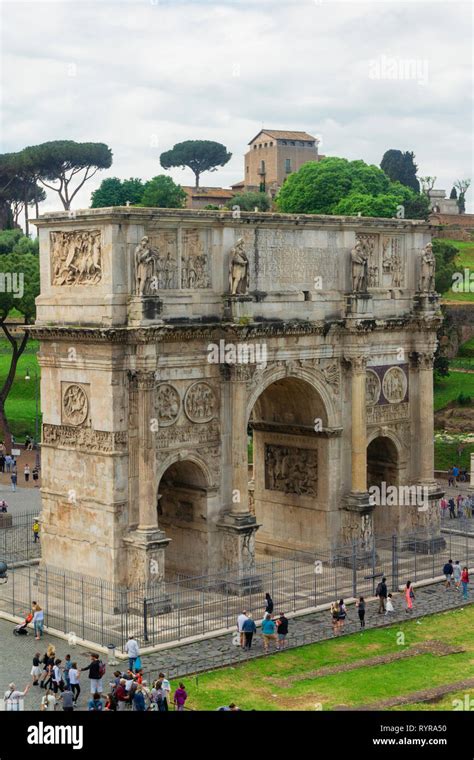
[140,579,473,681]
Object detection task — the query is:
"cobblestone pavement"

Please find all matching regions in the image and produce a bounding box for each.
[0,484,41,513]
[140,580,473,680]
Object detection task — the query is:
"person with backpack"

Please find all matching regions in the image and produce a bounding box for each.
[60,687,75,712]
[275,612,289,650]
[151,680,166,712]
[405,581,415,613]
[376,577,388,613]
[81,653,105,695]
[356,596,365,628]
[264,592,274,615]
[443,559,454,589]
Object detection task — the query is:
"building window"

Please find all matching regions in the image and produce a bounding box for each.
[290,141,295,146]
[282,140,287,145]
[285,158,291,173]
[254,145,257,149]
[264,142,267,147]
[259,160,266,175]
[246,165,249,174]
[269,142,273,146]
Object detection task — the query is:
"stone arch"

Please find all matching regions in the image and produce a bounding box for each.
[247,372,334,558]
[367,434,402,536]
[156,454,213,577]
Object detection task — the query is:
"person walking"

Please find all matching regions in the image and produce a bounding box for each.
[63,654,72,689]
[60,687,75,712]
[40,688,56,712]
[448,498,456,519]
[40,645,56,689]
[32,466,39,486]
[338,599,347,631]
[158,672,171,711]
[11,471,17,492]
[174,683,188,711]
[237,610,249,648]
[356,596,365,628]
[52,659,64,694]
[453,560,462,590]
[68,662,81,704]
[376,576,388,613]
[242,614,257,650]
[330,601,340,635]
[5,454,12,473]
[32,602,44,639]
[461,567,469,600]
[385,593,395,615]
[33,521,40,543]
[124,635,140,673]
[4,683,30,711]
[264,592,274,615]
[275,612,289,650]
[81,653,104,695]
[443,559,454,590]
[31,652,42,686]
[261,613,278,653]
[24,464,30,483]
[405,581,415,613]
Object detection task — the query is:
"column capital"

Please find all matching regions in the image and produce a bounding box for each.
[129,369,156,390]
[409,351,435,370]
[344,354,370,373]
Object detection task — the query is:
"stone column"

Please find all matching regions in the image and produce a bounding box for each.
[350,355,368,494]
[418,352,436,484]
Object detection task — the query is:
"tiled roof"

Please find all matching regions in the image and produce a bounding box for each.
[182,186,235,199]
[248,129,317,144]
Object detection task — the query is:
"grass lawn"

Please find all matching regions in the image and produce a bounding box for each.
[171,606,474,711]
[450,357,474,370]
[0,338,41,440]
[442,239,474,303]
[433,370,474,411]
[434,440,473,471]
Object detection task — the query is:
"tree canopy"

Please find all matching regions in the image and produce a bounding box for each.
[91,177,145,207]
[432,239,458,294]
[380,149,420,192]
[275,157,428,218]
[140,175,186,208]
[226,191,270,212]
[160,140,232,188]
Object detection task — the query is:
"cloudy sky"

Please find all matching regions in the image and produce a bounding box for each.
[1,0,472,217]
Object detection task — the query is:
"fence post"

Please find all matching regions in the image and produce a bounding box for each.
[12,561,15,615]
[143,598,149,642]
[414,536,417,582]
[352,541,357,598]
[81,577,85,640]
[202,588,205,635]
[100,580,104,646]
[293,559,296,613]
[63,572,67,633]
[45,566,48,628]
[391,534,398,590]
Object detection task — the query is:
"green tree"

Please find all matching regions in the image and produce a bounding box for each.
[90,177,145,207]
[226,191,270,212]
[160,140,232,188]
[140,175,186,208]
[432,239,458,294]
[0,248,39,452]
[380,149,420,192]
[449,187,457,200]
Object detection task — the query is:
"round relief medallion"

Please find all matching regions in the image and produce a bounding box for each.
[62,384,88,426]
[366,370,381,406]
[382,366,407,404]
[184,381,216,423]
[155,383,180,427]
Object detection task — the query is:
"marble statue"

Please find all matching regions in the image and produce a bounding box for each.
[229,238,249,295]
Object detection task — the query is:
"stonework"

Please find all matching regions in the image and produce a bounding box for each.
[33,207,441,586]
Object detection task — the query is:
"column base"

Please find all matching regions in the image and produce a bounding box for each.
[128,295,164,325]
[341,492,378,562]
[215,512,262,595]
[123,528,171,594]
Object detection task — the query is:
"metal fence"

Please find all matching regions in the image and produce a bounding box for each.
[0,512,473,650]
[0,510,41,565]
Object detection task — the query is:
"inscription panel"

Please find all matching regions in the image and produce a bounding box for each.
[264,443,318,496]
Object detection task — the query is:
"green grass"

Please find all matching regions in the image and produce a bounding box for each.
[441,238,474,303]
[0,338,41,439]
[450,357,474,370]
[164,606,474,711]
[434,440,473,470]
[433,370,474,411]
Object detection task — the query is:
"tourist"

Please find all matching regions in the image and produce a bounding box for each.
[461,567,469,600]
[338,598,347,631]
[264,592,274,615]
[24,464,30,483]
[261,613,278,652]
[31,652,42,686]
[330,601,340,634]
[158,672,171,710]
[237,610,249,648]
[5,454,12,473]
[33,521,40,543]
[453,560,462,590]
[81,653,103,695]
[10,471,17,492]
[52,659,64,694]
[0,453,4,473]
[114,679,130,711]
[104,692,117,711]
[63,654,73,688]
[385,593,395,615]
[151,679,166,711]
[4,682,30,711]
[40,688,56,712]
[124,635,140,672]
[68,662,81,704]
[440,497,447,518]
[457,493,464,517]
[452,465,459,483]
[132,684,147,711]
[275,612,289,649]
[60,687,75,712]
[443,559,454,590]
[405,581,415,613]
[449,497,456,518]
[32,602,44,639]
[0,499,7,512]
[88,691,103,711]
[356,596,365,628]
[32,466,39,486]
[173,682,188,711]
[242,614,257,650]
[40,645,56,689]
[376,576,388,613]
[447,467,454,487]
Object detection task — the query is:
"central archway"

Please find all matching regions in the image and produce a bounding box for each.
[157,459,210,577]
[367,435,400,535]
[248,375,330,558]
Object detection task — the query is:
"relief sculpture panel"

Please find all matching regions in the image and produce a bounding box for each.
[51,230,102,286]
[181,228,211,289]
[264,443,318,496]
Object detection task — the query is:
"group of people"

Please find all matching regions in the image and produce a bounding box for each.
[443,559,470,599]
[440,494,474,519]
[0,440,39,490]
[447,465,469,485]
[236,594,289,653]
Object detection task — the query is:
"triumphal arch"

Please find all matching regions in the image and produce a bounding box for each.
[33,208,441,588]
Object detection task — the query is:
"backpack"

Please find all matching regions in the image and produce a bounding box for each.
[376,582,383,596]
[98,661,106,678]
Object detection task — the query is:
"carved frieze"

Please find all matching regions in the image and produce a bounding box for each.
[156,419,220,448]
[353,232,379,289]
[155,383,180,426]
[382,236,404,288]
[51,230,102,286]
[181,228,211,289]
[61,383,89,426]
[43,424,127,453]
[366,401,409,424]
[184,382,217,423]
[264,443,318,496]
